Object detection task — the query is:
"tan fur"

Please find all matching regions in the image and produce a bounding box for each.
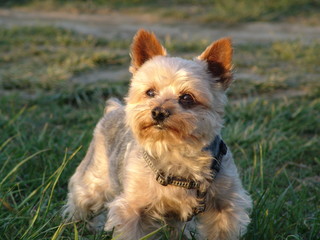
[64,29,252,240]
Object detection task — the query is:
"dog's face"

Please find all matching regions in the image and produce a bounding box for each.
[125,30,233,153]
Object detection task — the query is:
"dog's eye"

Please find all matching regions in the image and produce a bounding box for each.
[179,93,196,107]
[146,89,156,97]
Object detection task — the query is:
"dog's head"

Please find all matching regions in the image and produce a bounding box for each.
[125,29,233,154]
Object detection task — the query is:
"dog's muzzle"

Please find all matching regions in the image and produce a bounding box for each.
[151,107,170,122]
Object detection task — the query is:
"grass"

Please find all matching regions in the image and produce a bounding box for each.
[0,26,128,90]
[0,26,319,240]
[1,0,320,25]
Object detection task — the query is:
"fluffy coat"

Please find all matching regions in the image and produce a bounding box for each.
[64,29,252,240]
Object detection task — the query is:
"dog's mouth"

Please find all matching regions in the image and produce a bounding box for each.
[139,120,193,143]
[154,123,165,130]
[141,122,167,131]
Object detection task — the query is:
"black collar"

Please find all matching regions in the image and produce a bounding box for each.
[203,135,228,179]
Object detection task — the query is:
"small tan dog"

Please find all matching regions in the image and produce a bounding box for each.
[64,29,252,240]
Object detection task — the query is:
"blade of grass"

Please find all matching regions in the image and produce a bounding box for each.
[259,144,264,190]
[0,135,16,152]
[74,223,79,240]
[0,149,49,187]
[21,176,53,239]
[139,225,168,240]
[179,224,187,240]
[44,146,82,219]
[7,105,27,126]
[51,223,66,240]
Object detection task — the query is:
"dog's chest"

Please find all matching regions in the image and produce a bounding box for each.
[147,182,199,222]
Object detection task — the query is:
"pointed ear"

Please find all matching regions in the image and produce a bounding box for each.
[198,38,233,90]
[130,29,167,73]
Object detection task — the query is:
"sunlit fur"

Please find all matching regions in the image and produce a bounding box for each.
[127,56,226,152]
[63,29,252,240]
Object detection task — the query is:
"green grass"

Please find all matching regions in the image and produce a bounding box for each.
[166,39,320,98]
[1,0,320,25]
[1,26,318,95]
[0,26,128,91]
[0,26,319,240]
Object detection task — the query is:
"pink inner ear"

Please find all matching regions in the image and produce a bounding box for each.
[130,29,166,72]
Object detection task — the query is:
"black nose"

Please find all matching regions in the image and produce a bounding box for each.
[151,107,170,122]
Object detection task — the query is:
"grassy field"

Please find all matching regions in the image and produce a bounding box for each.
[1,0,320,25]
[0,22,320,240]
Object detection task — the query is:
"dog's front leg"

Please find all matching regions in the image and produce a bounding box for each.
[105,194,157,240]
[197,199,251,240]
[197,208,240,240]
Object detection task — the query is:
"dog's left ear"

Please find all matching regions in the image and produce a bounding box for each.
[197,38,233,90]
[130,29,167,73]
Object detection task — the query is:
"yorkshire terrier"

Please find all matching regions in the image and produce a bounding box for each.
[64,29,252,240]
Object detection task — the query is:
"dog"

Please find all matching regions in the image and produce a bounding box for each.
[63,29,252,240]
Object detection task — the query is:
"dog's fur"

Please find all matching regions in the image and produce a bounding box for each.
[64,29,252,240]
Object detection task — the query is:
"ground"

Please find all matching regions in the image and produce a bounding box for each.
[0,6,319,240]
[1,8,320,85]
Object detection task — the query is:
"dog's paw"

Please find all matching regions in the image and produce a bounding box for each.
[86,212,107,233]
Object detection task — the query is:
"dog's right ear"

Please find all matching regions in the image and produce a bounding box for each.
[130,29,167,73]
